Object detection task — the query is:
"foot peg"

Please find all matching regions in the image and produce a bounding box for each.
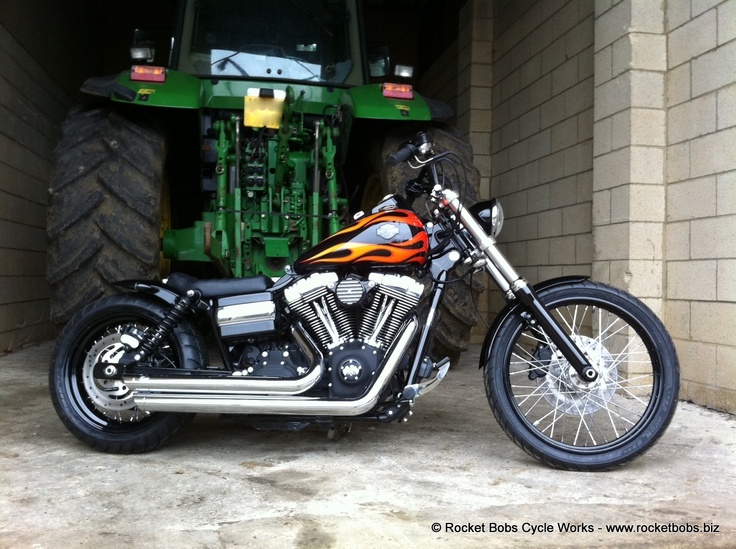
[401,357,451,400]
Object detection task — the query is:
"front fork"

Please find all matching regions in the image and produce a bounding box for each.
[440,190,598,382]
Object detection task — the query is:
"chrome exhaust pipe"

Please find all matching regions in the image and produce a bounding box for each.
[125,323,324,396]
[125,359,325,396]
[133,317,418,416]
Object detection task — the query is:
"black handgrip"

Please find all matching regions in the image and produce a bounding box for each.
[387,142,417,166]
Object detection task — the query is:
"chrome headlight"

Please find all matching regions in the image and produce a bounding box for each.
[469,199,504,238]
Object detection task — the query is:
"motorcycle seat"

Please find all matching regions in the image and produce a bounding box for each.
[166,272,274,298]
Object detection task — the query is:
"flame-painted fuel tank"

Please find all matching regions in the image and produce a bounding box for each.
[293,210,429,273]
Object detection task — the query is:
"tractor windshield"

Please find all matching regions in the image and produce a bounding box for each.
[176,0,361,85]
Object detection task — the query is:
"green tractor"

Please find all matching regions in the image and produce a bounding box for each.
[47,0,481,359]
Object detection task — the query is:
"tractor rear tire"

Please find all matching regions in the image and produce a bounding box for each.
[47,107,165,325]
[373,125,485,364]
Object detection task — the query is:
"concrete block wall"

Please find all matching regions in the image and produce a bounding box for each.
[491,0,595,286]
[663,0,736,411]
[481,0,734,412]
[0,22,69,351]
[592,0,667,317]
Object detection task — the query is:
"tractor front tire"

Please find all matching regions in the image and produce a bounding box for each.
[47,107,165,325]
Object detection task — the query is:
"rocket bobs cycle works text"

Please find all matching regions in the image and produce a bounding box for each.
[433,521,720,535]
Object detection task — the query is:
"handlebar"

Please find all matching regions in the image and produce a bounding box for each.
[387,142,418,166]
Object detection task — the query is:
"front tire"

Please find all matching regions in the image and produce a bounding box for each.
[49,294,203,453]
[484,281,679,471]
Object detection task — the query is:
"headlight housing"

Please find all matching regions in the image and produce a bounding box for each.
[469,199,504,239]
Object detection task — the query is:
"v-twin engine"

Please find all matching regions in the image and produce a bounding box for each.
[283,272,425,352]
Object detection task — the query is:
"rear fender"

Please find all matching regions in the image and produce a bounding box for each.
[114,280,182,306]
[478,276,589,369]
[81,70,202,109]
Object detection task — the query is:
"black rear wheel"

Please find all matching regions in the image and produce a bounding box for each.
[49,294,203,453]
[485,281,679,471]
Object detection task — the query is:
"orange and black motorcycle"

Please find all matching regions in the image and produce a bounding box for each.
[49,131,680,471]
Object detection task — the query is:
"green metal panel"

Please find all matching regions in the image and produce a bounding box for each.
[342,84,432,121]
[111,70,203,109]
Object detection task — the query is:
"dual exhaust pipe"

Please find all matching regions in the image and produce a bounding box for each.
[127,318,420,417]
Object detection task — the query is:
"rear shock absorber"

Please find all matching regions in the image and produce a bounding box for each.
[133,294,195,361]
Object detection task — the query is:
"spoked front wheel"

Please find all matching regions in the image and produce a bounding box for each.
[484,280,679,471]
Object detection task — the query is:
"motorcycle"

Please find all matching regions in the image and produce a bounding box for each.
[49,131,680,471]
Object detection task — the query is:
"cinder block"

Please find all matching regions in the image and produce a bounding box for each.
[667,141,690,182]
[629,184,665,222]
[593,222,629,260]
[549,176,578,208]
[563,140,593,176]
[668,260,718,300]
[691,301,736,345]
[719,0,736,45]
[665,220,691,260]
[594,116,613,155]
[538,208,563,237]
[717,84,736,130]
[690,127,736,178]
[667,177,717,221]
[716,344,736,390]
[690,215,736,259]
[595,0,630,50]
[593,188,612,226]
[549,235,577,263]
[668,93,717,144]
[594,45,613,87]
[666,0,691,32]
[629,221,663,260]
[576,233,593,263]
[678,340,717,384]
[593,148,629,190]
[668,10,717,68]
[693,0,722,18]
[667,63,691,107]
[692,40,736,97]
[717,171,736,215]
[664,299,691,340]
[718,259,736,301]
[630,146,664,184]
[562,202,592,234]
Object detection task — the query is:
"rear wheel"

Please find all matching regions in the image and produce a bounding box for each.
[49,294,203,453]
[47,107,165,325]
[485,281,679,471]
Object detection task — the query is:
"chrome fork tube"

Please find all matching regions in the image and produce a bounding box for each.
[440,189,598,382]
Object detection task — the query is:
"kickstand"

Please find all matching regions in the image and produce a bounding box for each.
[327,423,352,441]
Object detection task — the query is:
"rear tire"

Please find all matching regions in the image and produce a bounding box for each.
[47,107,165,325]
[49,293,203,453]
[484,281,680,471]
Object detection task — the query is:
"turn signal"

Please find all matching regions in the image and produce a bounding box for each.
[130,65,166,83]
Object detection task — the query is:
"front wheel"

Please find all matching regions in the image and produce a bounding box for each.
[49,294,204,453]
[484,281,679,471]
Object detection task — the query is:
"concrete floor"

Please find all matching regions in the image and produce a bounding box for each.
[1,340,735,549]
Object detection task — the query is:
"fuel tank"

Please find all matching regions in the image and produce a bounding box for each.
[293,210,429,273]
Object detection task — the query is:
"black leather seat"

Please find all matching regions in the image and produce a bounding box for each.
[166,272,274,298]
